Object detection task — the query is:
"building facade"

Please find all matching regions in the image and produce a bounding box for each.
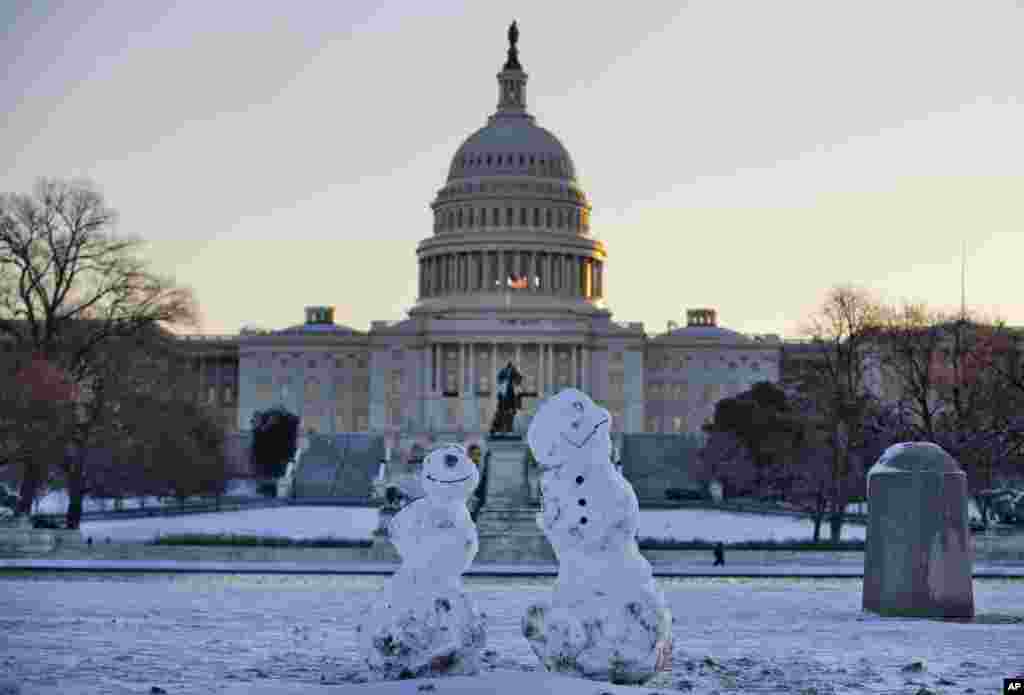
[172,32,786,464]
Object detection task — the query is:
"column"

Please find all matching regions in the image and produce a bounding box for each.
[529,251,538,292]
[571,344,577,389]
[472,252,480,291]
[564,255,572,297]
[548,344,555,391]
[433,345,441,394]
[538,342,545,395]
[498,250,505,291]
[581,346,588,393]
[457,342,464,395]
[515,344,521,372]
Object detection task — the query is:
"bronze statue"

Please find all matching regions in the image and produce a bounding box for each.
[504,20,522,71]
[490,360,523,436]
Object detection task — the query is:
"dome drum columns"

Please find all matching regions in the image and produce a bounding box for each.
[418,250,603,301]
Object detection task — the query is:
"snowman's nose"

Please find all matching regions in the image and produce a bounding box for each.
[444,454,458,468]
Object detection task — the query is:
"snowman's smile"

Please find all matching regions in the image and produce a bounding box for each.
[426,473,472,484]
[560,418,609,449]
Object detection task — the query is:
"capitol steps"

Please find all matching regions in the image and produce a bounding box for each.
[475,438,555,563]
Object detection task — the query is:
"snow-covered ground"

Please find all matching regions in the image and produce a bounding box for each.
[0,574,1019,695]
[79,506,381,543]
[639,508,865,542]
[74,505,865,544]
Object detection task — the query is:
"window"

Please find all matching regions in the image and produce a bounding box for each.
[305,378,320,401]
[335,414,346,432]
[254,383,273,403]
[546,209,552,227]
[308,359,317,369]
[520,208,527,225]
[506,208,514,225]
[223,386,233,404]
[646,417,659,433]
[672,416,684,433]
[533,208,540,226]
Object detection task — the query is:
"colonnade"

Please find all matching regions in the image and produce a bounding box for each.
[433,203,590,234]
[426,341,588,400]
[419,251,603,299]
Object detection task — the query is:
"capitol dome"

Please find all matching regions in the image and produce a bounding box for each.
[447,120,576,182]
[411,22,608,320]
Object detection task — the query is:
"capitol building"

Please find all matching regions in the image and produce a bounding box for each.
[177,28,785,470]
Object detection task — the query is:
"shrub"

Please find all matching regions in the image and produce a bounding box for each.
[665,488,707,502]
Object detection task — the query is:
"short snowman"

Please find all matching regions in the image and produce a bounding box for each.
[357,443,487,681]
[523,388,672,685]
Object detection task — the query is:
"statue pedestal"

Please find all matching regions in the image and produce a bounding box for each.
[483,439,528,507]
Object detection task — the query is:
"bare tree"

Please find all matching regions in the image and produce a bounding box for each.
[0,178,200,519]
[797,285,884,541]
[875,302,950,441]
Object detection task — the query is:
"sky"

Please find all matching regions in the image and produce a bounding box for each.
[3,1,1023,339]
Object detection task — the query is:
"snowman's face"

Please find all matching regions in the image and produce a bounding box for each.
[527,388,612,470]
[421,444,480,502]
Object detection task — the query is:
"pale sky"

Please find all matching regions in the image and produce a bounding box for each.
[3,1,1023,339]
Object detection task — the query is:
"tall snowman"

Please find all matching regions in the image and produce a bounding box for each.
[523,388,672,685]
[357,444,487,681]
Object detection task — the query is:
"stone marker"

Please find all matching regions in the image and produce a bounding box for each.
[862,442,974,618]
[357,443,486,680]
[523,389,672,685]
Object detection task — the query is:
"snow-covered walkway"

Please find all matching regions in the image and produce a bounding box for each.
[2,557,1024,577]
[0,573,1020,695]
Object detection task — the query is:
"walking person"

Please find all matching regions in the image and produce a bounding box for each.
[713,541,725,567]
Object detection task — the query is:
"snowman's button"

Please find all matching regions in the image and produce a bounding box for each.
[578,499,586,506]
[580,516,588,524]
[575,475,584,485]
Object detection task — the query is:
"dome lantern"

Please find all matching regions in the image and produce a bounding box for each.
[497,21,528,115]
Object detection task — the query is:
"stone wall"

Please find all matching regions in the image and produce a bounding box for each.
[292,433,385,500]
[620,433,704,503]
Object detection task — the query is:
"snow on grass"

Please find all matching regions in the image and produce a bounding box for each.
[2,574,1021,695]
[76,504,863,544]
[80,506,380,543]
[639,508,866,543]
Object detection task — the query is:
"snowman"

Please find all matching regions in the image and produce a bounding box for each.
[523,388,672,685]
[357,443,487,681]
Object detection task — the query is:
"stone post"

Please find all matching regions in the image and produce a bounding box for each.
[862,442,974,618]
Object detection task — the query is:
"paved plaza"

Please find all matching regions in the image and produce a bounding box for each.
[0,573,1020,694]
